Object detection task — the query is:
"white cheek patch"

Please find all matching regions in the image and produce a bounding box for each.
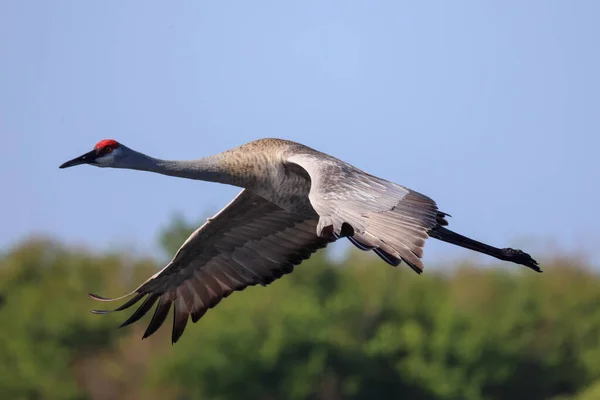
[94,151,119,167]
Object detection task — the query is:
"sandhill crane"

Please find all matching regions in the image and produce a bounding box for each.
[60,138,540,343]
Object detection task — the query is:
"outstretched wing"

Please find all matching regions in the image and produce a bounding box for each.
[91,189,334,343]
[286,153,447,273]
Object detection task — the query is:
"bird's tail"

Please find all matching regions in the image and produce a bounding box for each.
[427,226,541,272]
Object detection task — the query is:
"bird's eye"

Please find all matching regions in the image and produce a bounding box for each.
[105,147,113,153]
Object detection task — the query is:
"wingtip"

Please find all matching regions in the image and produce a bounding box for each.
[90,309,111,315]
[89,291,139,302]
[119,321,132,329]
[142,331,154,340]
[89,293,111,301]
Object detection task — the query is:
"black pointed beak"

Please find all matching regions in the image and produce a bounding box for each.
[59,150,98,169]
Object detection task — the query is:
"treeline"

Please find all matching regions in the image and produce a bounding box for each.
[1,221,600,400]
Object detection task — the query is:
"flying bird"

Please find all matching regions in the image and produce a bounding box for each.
[60,138,540,343]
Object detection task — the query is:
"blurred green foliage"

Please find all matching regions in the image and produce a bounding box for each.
[1,221,600,399]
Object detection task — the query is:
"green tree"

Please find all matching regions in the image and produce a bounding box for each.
[2,219,600,400]
[0,239,156,399]
[147,249,600,400]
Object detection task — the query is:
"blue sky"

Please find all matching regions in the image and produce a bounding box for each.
[2,1,599,265]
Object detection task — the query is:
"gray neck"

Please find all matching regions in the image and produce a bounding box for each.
[120,148,235,185]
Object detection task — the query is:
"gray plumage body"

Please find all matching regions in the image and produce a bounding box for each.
[217,139,317,214]
[59,137,540,343]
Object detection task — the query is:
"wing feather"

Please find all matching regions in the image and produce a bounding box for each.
[172,294,189,344]
[286,152,446,273]
[119,294,160,328]
[143,294,172,339]
[90,189,334,343]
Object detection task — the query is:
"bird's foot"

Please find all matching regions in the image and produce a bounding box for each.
[502,248,542,273]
